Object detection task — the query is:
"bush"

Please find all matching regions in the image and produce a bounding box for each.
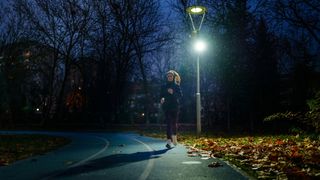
[264,91,320,133]
[264,111,303,122]
[305,91,320,132]
[263,111,304,133]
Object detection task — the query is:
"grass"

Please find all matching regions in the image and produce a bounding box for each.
[141,130,320,179]
[0,134,71,166]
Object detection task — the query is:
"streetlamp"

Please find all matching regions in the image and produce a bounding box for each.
[186,4,207,135]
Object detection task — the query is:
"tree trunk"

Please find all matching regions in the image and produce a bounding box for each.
[41,51,59,126]
[137,56,151,125]
[54,58,70,122]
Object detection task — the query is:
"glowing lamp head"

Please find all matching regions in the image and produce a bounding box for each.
[186,6,207,15]
[194,39,206,53]
[191,7,203,13]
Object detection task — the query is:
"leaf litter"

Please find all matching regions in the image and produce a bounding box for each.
[183,135,320,179]
[0,134,70,166]
[142,131,320,179]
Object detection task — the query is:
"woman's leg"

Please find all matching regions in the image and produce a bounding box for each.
[170,111,178,135]
[171,111,178,145]
[165,111,172,141]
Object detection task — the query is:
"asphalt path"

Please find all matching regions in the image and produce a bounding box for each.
[0,131,251,180]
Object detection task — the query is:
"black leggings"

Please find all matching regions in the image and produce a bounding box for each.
[165,110,178,140]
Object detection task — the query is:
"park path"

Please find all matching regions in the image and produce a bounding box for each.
[0,131,251,180]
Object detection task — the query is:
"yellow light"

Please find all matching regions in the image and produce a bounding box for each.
[191,7,203,13]
[186,6,207,15]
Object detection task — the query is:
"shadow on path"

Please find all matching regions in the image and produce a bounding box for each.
[50,148,170,178]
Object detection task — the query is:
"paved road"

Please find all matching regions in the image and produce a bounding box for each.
[0,131,251,180]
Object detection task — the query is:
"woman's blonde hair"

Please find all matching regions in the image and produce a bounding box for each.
[167,70,181,85]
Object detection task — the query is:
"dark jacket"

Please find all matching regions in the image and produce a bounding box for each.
[160,82,182,111]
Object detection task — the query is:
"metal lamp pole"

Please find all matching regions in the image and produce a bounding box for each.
[196,54,201,135]
[186,5,207,135]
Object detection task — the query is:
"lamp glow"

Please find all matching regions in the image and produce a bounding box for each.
[191,7,203,13]
[194,40,206,53]
[186,6,207,15]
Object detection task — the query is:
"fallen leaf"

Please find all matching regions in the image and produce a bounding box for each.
[200,153,210,157]
[208,161,223,168]
[275,139,285,145]
[187,150,198,154]
[201,157,210,160]
[0,160,9,166]
[188,153,198,157]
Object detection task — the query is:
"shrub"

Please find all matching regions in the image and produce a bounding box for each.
[305,91,320,132]
[264,91,320,132]
[264,111,303,122]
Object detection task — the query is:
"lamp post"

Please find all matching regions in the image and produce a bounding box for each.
[186,5,207,135]
[194,38,206,135]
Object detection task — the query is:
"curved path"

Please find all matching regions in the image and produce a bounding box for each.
[0,131,250,180]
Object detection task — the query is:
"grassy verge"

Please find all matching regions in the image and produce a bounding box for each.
[141,130,320,179]
[0,134,71,166]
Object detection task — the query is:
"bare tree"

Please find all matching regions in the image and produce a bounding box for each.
[267,0,320,45]
[129,0,173,124]
[91,0,172,123]
[13,0,92,124]
[0,2,30,127]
